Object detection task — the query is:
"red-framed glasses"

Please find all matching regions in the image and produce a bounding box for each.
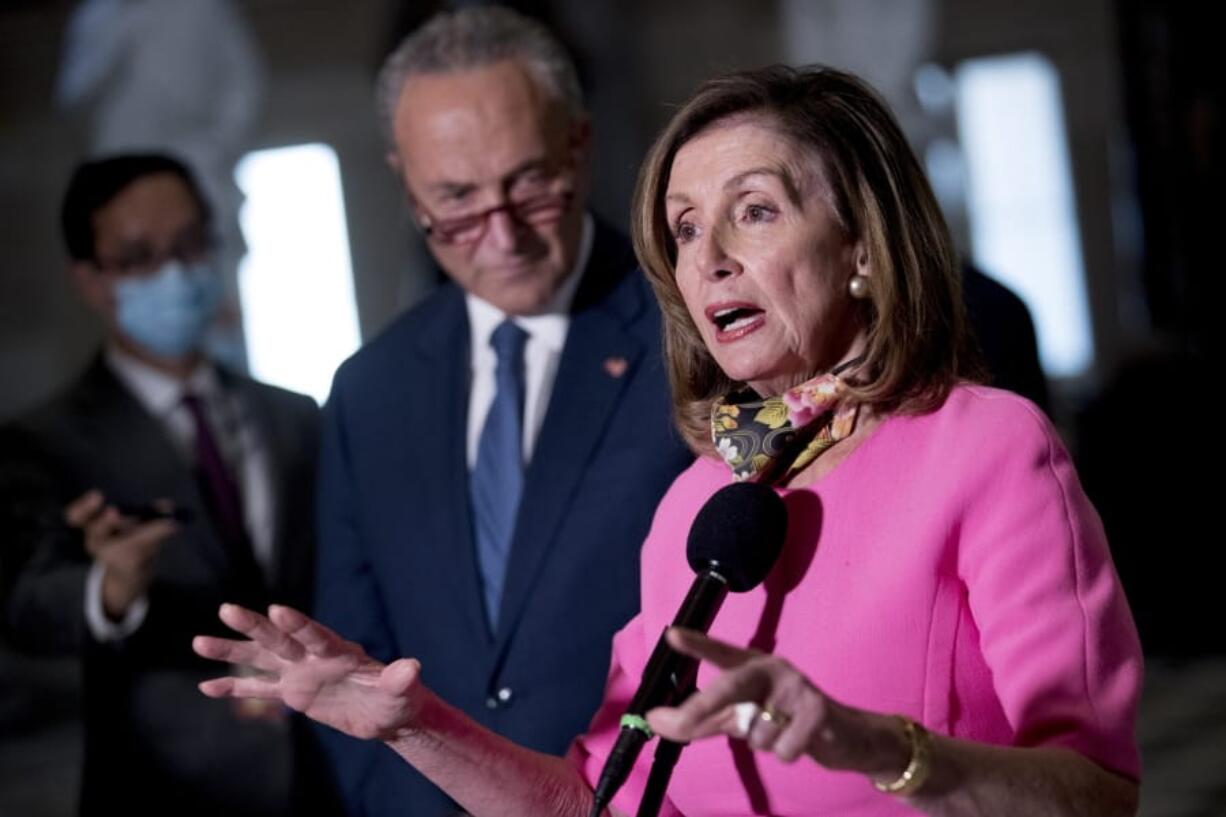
[415,189,575,246]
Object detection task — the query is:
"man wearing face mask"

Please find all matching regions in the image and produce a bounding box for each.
[0,154,337,817]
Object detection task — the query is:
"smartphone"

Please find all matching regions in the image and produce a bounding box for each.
[114,503,195,523]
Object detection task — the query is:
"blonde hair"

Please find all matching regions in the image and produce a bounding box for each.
[633,65,982,453]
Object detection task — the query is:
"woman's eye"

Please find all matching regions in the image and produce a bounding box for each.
[674,221,698,243]
[742,203,774,223]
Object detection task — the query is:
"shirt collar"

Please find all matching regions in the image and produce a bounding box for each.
[466,213,593,355]
[104,344,220,416]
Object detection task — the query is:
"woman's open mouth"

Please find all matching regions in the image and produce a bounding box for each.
[707,303,766,343]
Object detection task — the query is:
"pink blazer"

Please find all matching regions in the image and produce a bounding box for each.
[572,386,1142,816]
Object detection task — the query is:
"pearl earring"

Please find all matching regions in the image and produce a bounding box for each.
[848,274,869,299]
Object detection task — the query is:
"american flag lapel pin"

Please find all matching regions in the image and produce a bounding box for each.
[603,356,628,378]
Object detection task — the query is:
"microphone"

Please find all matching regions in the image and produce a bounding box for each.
[589,482,787,816]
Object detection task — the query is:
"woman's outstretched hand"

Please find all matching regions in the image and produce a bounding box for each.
[193,603,425,741]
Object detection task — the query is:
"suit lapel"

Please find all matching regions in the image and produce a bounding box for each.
[493,228,645,650]
[224,374,292,591]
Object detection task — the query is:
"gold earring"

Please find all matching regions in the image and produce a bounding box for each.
[848,274,869,299]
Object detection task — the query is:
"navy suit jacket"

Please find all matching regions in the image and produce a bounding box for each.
[314,223,694,816]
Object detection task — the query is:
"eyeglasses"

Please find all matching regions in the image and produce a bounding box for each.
[415,190,574,247]
[93,228,215,277]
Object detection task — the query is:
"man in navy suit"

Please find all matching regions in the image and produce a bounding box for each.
[313,8,693,816]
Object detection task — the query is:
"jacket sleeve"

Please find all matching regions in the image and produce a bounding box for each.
[956,395,1142,779]
[1,427,90,654]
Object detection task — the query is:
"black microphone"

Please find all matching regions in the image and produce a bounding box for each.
[589,482,787,817]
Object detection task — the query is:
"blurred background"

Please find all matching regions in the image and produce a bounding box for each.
[1,0,1221,814]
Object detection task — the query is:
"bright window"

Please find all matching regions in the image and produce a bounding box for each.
[235,143,361,403]
[955,52,1093,377]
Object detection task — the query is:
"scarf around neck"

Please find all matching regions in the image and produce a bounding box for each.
[710,365,861,484]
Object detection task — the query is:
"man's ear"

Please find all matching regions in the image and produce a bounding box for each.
[385,150,403,178]
[386,151,423,216]
[568,115,593,168]
[564,116,594,206]
[69,260,111,315]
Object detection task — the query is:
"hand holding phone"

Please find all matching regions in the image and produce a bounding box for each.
[66,490,182,620]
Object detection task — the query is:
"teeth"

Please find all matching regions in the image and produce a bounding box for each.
[712,306,763,331]
[724,315,758,331]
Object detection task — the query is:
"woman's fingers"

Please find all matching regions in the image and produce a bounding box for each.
[192,635,282,673]
[198,674,282,700]
[379,658,422,696]
[744,703,791,752]
[219,603,305,661]
[648,701,741,742]
[650,630,791,744]
[269,604,348,658]
[198,676,235,698]
[772,701,822,762]
[646,659,771,741]
[739,671,828,761]
[650,688,816,760]
[646,642,831,765]
[665,627,755,669]
[682,654,774,720]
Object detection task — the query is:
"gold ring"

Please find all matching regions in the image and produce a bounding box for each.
[758,705,792,729]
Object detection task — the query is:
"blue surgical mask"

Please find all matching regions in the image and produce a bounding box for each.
[113,260,223,359]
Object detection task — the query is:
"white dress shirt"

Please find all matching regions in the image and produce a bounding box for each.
[464,214,595,468]
[85,346,277,641]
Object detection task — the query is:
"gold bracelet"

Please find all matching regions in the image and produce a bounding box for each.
[873,715,932,796]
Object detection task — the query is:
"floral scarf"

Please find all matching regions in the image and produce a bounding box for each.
[710,366,860,484]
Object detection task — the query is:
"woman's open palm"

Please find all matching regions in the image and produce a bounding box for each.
[193,603,423,741]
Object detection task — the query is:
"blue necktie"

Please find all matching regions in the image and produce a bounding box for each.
[471,320,528,633]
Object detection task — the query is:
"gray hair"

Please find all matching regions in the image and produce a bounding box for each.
[376,6,585,151]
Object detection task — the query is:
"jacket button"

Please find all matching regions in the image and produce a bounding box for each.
[485,696,499,710]
[496,686,514,705]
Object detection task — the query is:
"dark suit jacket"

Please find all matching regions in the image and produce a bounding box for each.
[314,223,694,816]
[1,357,335,817]
[962,264,1050,413]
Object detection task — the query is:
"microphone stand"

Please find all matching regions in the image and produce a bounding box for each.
[635,684,695,817]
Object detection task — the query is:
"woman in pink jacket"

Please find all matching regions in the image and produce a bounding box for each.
[194,65,1141,816]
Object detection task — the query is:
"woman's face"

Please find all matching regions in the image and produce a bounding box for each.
[665,117,869,397]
